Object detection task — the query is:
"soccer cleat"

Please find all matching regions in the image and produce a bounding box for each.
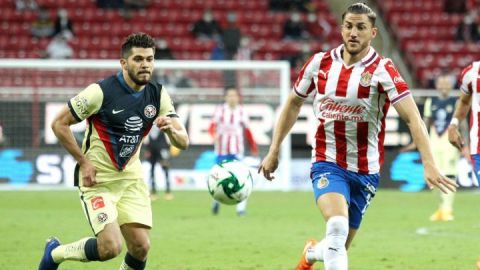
[440,209,454,221]
[429,209,442,221]
[38,237,61,270]
[164,193,174,201]
[295,239,317,270]
[430,209,454,221]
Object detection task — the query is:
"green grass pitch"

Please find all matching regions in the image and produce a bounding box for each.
[1,189,478,269]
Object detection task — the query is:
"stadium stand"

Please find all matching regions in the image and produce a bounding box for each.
[376,0,480,87]
[0,0,340,87]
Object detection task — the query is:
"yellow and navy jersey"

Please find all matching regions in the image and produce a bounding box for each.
[68,72,177,185]
[423,96,456,137]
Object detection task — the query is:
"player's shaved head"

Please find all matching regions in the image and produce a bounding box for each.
[121,32,156,59]
[342,2,376,26]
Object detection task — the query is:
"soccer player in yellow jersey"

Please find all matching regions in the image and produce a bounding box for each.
[38,32,189,270]
[402,73,460,221]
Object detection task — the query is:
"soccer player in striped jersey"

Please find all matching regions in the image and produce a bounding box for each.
[38,33,189,270]
[448,61,480,270]
[209,87,258,216]
[259,3,457,270]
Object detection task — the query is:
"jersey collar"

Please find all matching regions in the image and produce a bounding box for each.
[331,44,378,67]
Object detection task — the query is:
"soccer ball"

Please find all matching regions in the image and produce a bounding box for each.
[207,160,253,205]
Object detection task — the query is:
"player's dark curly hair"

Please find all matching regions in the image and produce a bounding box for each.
[121,32,156,59]
[342,2,376,26]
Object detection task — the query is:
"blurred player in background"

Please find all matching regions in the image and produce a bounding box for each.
[209,87,258,216]
[145,128,174,201]
[39,32,189,270]
[447,60,480,270]
[402,73,461,221]
[259,3,457,270]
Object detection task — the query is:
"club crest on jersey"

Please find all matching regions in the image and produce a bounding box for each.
[360,71,372,87]
[97,212,108,223]
[316,173,330,189]
[144,105,156,118]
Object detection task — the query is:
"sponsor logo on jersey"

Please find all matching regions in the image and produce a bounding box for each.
[360,71,372,87]
[393,76,405,84]
[319,98,366,122]
[144,105,157,118]
[119,134,140,144]
[72,95,89,117]
[97,212,108,223]
[119,144,135,157]
[91,196,105,210]
[316,173,329,189]
[112,109,125,114]
[125,116,143,133]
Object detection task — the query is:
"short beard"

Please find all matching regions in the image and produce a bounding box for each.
[127,68,149,86]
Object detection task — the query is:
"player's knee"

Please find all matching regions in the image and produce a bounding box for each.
[98,238,123,260]
[129,240,150,260]
[326,216,349,247]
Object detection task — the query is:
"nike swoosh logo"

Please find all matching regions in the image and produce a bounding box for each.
[112,109,125,114]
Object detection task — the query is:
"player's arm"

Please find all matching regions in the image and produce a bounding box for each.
[156,87,189,150]
[394,96,457,193]
[448,91,472,149]
[155,116,189,150]
[259,92,304,180]
[52,84,102,187]
[400,98,431,152]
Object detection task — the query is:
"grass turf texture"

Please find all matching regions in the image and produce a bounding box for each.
[1,190,478,269]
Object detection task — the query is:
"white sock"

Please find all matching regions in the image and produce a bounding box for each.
[306,239,326,263]
[51,237,90,263]
[119,261,135,270]
[236,200,247,213]
[323,216,349,270]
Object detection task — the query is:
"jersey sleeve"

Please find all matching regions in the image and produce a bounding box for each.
[459,63,475,95]
[292,53,321,99]
[423,98,432,118]
[159,87,178,117]
[68,84,103,122]
[377,58,411,105]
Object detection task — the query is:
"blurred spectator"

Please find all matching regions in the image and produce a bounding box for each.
[455,10,480,42]
[222,12,241,60]
[154,38,175,60]
[173,71,196,88]
[281,43,312,70]
[53,9,74,40]
[443,0,467,13]
[269,0,313,12]
[283,11,307,40]
[96,0,123,9]
[15,0,38,11]
[45,34,73,59]
[210,40,225,60]
[124,0,150,9]
[192,10,222,40]
[236,36,255,60]
[305,11,331,42]
[31,8,54,38]
[154,69,173,88]
[121,0,151,19]
[0,121,5,147]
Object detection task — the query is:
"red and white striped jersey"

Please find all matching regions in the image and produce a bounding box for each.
[294,45,410,174]
[210,104,256,156]
[459,61,480,154]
